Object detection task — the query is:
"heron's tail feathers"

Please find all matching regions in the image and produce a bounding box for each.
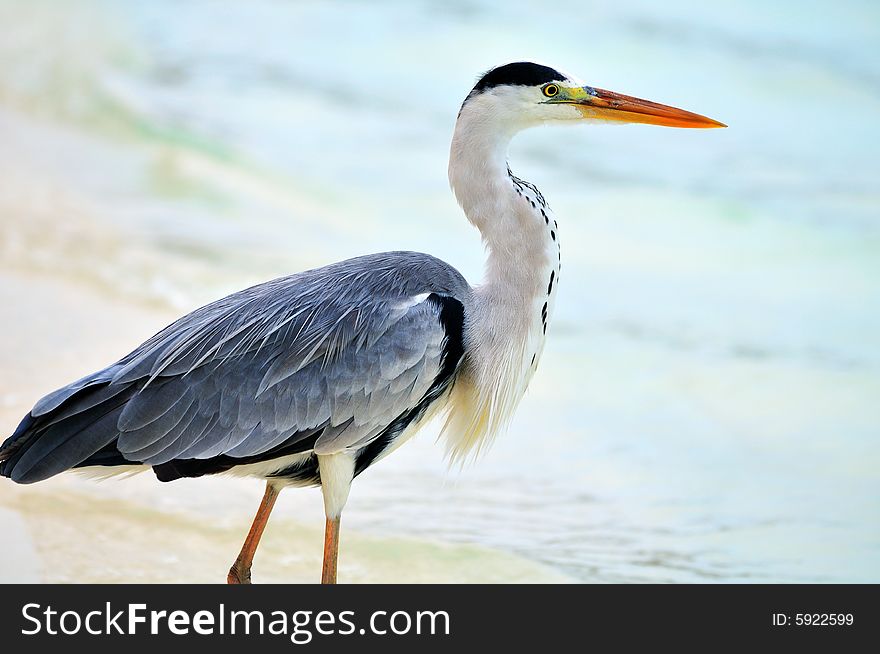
[0,374,135,484]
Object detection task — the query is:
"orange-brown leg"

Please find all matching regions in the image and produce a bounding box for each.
[227,482,280,584]
[321,516,341,584]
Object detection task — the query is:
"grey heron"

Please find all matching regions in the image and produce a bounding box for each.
[0,62,724,584]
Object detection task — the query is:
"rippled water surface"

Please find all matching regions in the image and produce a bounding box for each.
[0,0,878,581]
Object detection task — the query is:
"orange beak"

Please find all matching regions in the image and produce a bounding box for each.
[567,86,726,129]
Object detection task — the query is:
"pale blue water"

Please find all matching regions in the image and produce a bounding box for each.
[1,0,878,581]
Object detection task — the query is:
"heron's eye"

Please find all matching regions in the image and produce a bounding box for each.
[542,84,559,98]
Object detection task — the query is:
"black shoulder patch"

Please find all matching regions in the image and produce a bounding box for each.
[472,62,566,93]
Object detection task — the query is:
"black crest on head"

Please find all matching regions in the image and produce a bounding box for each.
[472,62,566,94]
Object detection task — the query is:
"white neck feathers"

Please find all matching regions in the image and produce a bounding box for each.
[442,97,561,463]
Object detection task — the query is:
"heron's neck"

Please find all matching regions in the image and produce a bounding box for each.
[448,118,559,323]
[448,112,561,393]
[441,113,561,463]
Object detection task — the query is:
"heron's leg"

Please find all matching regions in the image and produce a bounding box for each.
[227,481,281,584]
[317,453,355,585]
[321,516,341,584]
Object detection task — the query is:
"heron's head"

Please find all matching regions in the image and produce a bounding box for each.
[459,62,725,132]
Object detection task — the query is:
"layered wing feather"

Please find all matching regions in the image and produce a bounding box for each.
[0,252,470,483]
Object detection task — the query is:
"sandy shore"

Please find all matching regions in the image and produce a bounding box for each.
[0,270,567,583]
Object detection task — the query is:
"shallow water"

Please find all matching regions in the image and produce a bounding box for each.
[0,0,878,582]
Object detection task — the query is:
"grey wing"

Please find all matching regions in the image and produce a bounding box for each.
[108,253,468,465]
[0,252,469,484]
[113,296,448,464]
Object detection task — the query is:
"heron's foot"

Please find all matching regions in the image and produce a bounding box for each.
[227,564,252,585]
